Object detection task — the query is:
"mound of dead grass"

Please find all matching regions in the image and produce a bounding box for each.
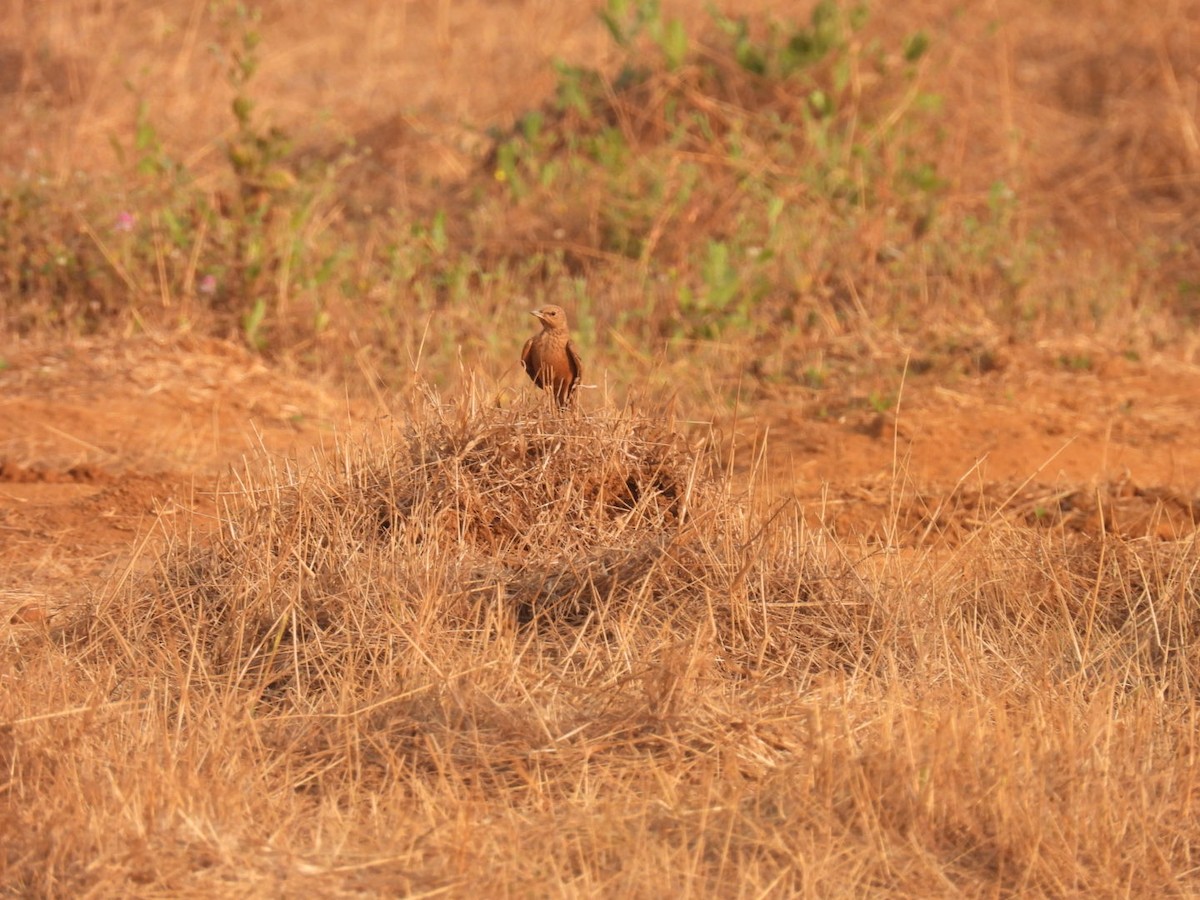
[80,395,868,709]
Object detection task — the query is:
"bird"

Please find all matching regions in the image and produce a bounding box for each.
[521,305,582,407]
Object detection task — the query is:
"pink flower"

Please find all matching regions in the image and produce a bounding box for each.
[198,275,217,295]
[115,211,136,233]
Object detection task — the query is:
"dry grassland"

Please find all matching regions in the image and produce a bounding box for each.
[2,0,1200,896]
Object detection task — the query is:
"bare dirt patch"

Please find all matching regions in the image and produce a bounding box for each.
[0,335,355,617]
[743,347,1200,541]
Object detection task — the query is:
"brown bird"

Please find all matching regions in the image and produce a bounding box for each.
[521,305,582,407]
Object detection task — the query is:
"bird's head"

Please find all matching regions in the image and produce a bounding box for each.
[531,305,569,332]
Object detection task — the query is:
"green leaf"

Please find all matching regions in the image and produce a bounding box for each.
[521,111,543,143]
[904,31,930,62]
[429,210,448,254]
[232,95,254,126]
[660,18,688,70]
[599,0,631,45]
[242,297,268,350]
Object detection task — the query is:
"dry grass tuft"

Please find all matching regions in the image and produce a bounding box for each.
[79,393,868,710]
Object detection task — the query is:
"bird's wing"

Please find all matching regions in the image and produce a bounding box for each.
[566,340,583,387]
[520,336,536,378]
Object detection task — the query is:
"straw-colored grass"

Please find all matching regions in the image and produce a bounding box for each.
[2,395,1196,895]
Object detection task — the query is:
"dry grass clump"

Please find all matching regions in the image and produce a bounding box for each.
[82,395,866,708]
[960,528,1200,693]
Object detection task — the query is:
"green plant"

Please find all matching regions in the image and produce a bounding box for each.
[481,0,948,355]
[675,241,753,338]
[601,0,688,70]
[1059,354,1093,372]
[868,390,896,413]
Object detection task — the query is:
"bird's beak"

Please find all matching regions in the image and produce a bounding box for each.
[529,309,544,320]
